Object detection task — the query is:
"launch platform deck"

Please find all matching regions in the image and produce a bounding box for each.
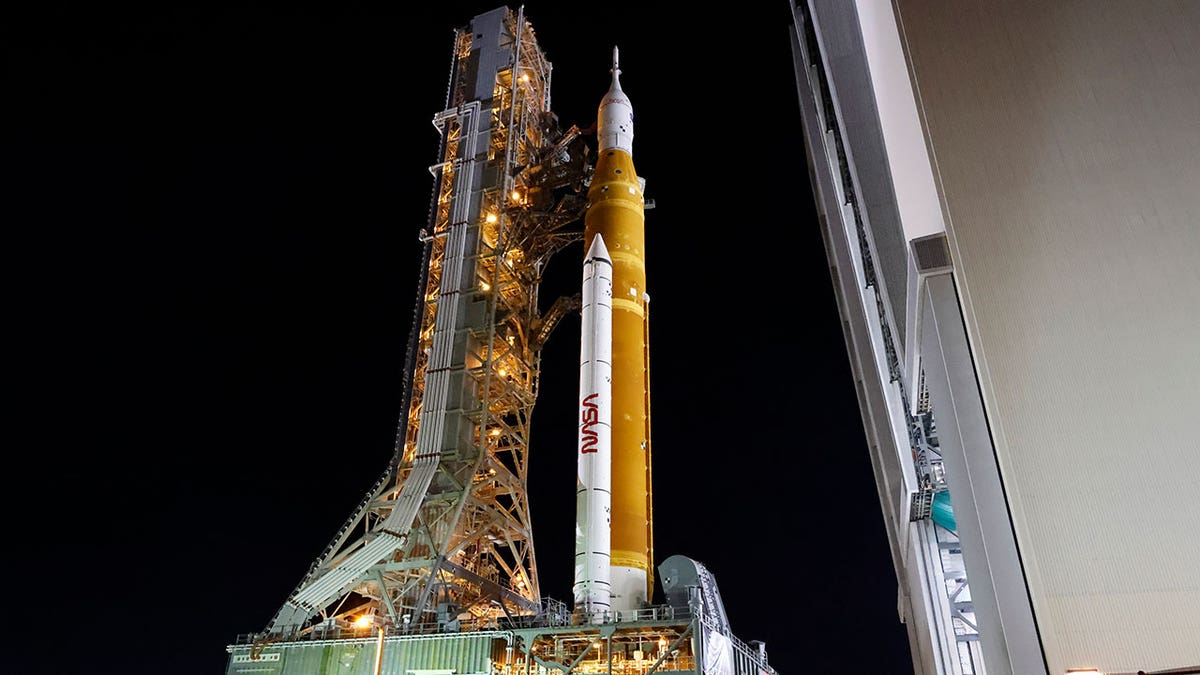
[226,604,772,675]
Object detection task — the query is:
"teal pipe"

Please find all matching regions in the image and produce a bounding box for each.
[931,491,957,532]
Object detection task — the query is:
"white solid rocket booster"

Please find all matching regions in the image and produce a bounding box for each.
[573,233,614,619]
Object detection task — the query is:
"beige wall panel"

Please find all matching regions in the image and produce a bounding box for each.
[894,1,1200,672]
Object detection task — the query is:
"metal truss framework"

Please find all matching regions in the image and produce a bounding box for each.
[933,524,984,672]
[914,379,982,670]
[263,7,592,641]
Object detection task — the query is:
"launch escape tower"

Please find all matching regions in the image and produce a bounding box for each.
[227,7,777,675]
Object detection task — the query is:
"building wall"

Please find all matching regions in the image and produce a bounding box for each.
[894,2,1200,672]
[792,4,958,671]
[809,1,911,344]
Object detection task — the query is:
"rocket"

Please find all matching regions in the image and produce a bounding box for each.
[573,46,653,616]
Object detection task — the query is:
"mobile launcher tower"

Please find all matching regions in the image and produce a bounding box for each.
[225,7,776,675]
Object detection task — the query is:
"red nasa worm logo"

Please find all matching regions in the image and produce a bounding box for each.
[580,393,600,454]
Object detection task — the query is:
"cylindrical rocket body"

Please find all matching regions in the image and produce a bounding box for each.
[573,235,613,619]
[584,147,651,612]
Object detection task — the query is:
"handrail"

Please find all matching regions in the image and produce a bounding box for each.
[238,602,695,646]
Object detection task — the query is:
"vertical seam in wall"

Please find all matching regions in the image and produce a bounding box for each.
[949,275,1049,672]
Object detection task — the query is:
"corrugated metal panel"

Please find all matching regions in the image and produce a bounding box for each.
[896,1,1200,672]
[227,633,501,675]
[382,633,496,674]
[281,641,373,675]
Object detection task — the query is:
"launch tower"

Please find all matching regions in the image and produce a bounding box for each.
[261,6,586,638]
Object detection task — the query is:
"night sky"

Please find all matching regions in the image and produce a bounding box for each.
[10,2,912,673]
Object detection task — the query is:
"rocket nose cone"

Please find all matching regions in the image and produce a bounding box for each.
[597,48,632,153]
[586,233,611,262]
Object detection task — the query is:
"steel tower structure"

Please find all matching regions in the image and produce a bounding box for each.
[263,5,591,640]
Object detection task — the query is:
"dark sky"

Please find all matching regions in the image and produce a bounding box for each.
[9,2,911,673]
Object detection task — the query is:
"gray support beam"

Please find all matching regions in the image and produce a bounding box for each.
[372,570,399,624]
[919,275,1045,674]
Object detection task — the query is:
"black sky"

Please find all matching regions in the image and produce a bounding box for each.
[9,2,912,673]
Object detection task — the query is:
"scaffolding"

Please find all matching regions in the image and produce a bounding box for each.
[261,6,591,641]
